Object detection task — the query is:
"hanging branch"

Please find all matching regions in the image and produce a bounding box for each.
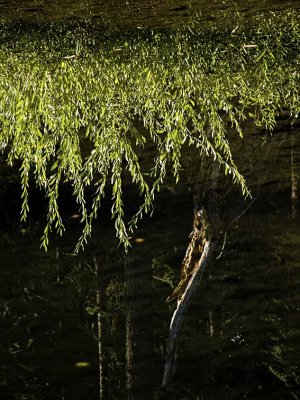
[2,12,300,250]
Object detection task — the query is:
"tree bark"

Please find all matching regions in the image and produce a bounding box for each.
[162,239,218,387]
[162,156,222,387]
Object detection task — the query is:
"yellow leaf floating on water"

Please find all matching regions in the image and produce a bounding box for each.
[75,362,90,368]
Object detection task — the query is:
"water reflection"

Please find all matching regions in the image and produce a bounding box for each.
[0,120,300,399]
[0,0,300,26]
[0,194,299,399]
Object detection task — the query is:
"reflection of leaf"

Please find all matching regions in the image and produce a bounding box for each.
[0,301,10,316]
[264,301,300,399]
[273,231,300,262]
[152,257,177,287]
[16,362,35,373]
[85,305,97,316]
[268,363,300,400]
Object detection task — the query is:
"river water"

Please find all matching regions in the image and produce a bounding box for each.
[0,1,300,399]
[0,119,299,399]
[1,0,300,26]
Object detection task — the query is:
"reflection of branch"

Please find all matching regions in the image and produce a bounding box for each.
[216,231,227,260]
[94,256,104,400]
[229,133,286,228]
[162,239,217,387]
[290,128,299,219]
[152,275,174,286]
[228,196,257,226]
[125,259,134,399]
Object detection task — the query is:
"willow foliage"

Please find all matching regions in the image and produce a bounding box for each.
[0,11,299,250]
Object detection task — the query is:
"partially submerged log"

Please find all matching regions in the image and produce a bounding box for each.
[162,155,223,387]
[162,203,219,387]
[166,207,211,304]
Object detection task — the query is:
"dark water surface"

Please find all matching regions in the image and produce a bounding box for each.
[0,0,300,26]
[0,121,300,399]
[0,1,300,399]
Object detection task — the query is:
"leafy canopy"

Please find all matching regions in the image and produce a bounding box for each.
[0,11,299,250]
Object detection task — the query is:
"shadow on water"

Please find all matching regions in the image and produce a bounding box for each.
[0,121,300,399]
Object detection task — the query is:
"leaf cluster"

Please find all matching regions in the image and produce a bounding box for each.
[0,11,300,250]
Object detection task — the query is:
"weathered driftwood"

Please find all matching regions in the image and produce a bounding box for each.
[162,238,217,387]
[162,156,222,387]
[166,206,209,303]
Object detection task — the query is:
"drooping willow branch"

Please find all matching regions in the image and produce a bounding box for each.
[0,11,299,249]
